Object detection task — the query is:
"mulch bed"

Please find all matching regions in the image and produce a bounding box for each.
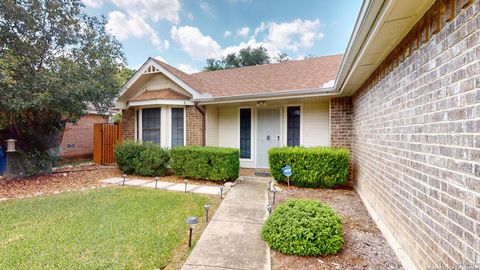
[0,165,227,200]
[269,184,403,270]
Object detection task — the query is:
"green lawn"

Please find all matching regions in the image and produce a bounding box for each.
[0,187,212,269]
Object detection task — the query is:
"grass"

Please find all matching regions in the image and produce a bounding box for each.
[0,187,214,269]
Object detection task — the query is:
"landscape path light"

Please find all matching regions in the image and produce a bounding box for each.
[122,174,127,186]
[204,204,211,223]
[186,216,198,247]
[272,188,278,205]
[155,177,159,190]
[266,204,272,215]
[219,186,224,199]
[184,179,189,193]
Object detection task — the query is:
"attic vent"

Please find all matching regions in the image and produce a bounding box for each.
[144,65,159,74]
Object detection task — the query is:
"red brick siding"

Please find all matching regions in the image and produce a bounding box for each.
[58,114,108,159]
[122,108,135,140]
[186,105,205,146]
[350,1,480,268]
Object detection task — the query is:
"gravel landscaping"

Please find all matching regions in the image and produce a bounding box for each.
[269,184,403,270]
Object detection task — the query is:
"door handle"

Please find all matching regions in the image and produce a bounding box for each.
[266,135,270,141]
[277,136,280,141]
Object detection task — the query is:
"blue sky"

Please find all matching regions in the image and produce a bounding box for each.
[83,0,362,73]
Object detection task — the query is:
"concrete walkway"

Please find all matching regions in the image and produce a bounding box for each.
[182,176,271,270]
[100,177,223,195]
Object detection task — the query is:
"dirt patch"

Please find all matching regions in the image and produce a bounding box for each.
[269,184,402,270]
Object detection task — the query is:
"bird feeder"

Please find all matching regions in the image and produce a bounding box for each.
[6,139,16,152]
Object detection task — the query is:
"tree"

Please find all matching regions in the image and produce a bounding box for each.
[274,52,290,63]
[203,46,271,71]
[0,0,125,174]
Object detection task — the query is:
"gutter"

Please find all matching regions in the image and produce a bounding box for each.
[192,0,385,104]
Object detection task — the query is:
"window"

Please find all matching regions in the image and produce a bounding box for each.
[171,108,184,147]
[240,108,251,159]
[142,108,161,144]
[287,106,300,146]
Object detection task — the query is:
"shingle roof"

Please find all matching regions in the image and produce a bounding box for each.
[152,54,342,98]
[130,89,190,102]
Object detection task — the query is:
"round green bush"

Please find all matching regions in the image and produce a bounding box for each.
[261,199,343,256]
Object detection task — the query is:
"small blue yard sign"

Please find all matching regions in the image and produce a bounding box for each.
[282,165,292,177]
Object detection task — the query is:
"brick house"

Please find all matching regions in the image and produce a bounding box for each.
[117,0,479,268]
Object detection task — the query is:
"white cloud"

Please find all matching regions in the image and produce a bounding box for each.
[199,0,214,18]
[187,12,194,20]
[171,19,323,62]
[236,27,250,37]
[164,40,170,50]
[259,19,324,52]
[111,0,180,24]
[171,26,222,60]
[106,11,164,50]
[177,64,199,74]
[82,0,103,8]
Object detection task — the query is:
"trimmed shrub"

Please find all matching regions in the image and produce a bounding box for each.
[114,141,170,176]
[268,147,349,188]
[262,199,343,256]
[170,146,239,181]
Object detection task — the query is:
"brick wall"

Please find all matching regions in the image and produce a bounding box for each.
[186,105,205,146]
[122,108,135,140]
[349,1,480,268]
[58,114,108,159]
[330,96,353,151]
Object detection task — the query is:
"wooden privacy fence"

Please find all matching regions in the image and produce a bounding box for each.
[93,123,122,165]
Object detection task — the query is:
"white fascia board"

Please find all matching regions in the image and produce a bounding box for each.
[117,58,202,100]
[128,99,194,107]
[195,88,337,105]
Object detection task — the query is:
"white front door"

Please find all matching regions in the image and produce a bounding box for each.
[256,108,281,168]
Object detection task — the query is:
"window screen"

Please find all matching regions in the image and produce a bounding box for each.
[287,106,300,146]
[171,108,184,147]
[240,108,251,159]
[142,108,161,144]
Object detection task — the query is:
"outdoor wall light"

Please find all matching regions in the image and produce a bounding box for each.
[6,139,16,152]
[219,186,224,199]
[122,174,127,186]
[184,179,189,193]
[155,177,159,190]
[204,204,211,223]
[186,216,198,247]
[266,204,272,215]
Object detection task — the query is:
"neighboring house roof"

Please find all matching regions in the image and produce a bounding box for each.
[131,89,191,102]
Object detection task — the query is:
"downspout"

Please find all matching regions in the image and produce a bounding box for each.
[194,102,206,146]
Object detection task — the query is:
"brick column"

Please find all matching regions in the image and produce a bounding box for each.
[330,97,353,151]
[121,108,135,140]
[186,105,205,146]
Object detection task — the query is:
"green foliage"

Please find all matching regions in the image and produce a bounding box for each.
[0,0,126,172]
[170,146,239,181]
[262,199,343,256]
[114,141,170,176]
[268,147,349,188]
[203,46,271,71]
[112,113,122,123]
